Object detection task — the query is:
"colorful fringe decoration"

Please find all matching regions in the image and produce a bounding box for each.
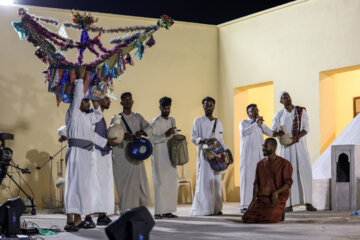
[12,8,174,105]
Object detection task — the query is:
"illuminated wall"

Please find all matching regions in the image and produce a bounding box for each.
[233,82,274,187]
[320,66,360,153]
[0,5,218,207]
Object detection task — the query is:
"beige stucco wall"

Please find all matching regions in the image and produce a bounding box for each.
[218,0,360,201]
[1,0,360,207]
[0,5,218,207]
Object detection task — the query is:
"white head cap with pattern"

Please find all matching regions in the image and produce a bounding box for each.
[279,91,289,100]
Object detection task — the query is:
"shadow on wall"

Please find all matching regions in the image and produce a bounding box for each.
[0,72,64,207]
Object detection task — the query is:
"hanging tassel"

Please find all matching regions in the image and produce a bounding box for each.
[125,54,134,66]
[102,62,111,77]
[134,41,144,60]
[77,29,90,64]
[111,67,118,79]
[117,55,122,73]
[12,21,26,40]
[58,24,69,39]
[146,35,155,48]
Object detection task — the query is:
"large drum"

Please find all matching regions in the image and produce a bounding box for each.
[202,138,232,171]
[128,137,153,161]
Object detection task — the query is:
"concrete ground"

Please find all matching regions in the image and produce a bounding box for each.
[18,203,360,240]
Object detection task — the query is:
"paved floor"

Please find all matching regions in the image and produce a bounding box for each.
[18,203,360,240]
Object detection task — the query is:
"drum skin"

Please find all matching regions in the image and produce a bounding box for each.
[128,137,153,161]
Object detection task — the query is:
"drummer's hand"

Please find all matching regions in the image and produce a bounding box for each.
[165,127,176,137]
[135,130,146,139]
[226,149,233,163]
[199,138,209,145]
[124,133,134,142]
[107,137,118,146]
[58,135,67,142]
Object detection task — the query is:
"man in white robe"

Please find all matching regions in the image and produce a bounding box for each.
[191,96,232,216]
[92,96,115,225]
[272,91,317,212]
[239,104,275,213]
[149,97,178,219]
[58,97,116,226]
[111,92,152,214]
[64,67,117,231]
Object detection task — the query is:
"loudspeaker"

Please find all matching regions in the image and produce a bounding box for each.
[105,206,155,240]
[0,197,25,236]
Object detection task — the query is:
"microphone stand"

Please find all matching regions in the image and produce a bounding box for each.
[5,162,36,215]
[36,144,67,209]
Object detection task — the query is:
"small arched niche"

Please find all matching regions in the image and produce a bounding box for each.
[336,153,350,182]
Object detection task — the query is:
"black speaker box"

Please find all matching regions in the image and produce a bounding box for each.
[0,197,25,236]
[105,206,155,240]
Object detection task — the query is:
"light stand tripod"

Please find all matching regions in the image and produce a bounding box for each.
[0,134,36,216]
[36,144,67,209]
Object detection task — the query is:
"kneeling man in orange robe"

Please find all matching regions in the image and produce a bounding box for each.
[242,137,293,223]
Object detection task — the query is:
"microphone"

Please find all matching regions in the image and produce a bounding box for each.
[36,166,41,170]
[22,168,31,174]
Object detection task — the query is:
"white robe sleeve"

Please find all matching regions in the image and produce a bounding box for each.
[272,111,281,131]
[300,109,310,132]
[139,114,153,136]
[57,125,67,137]
[260,123,274,137]
[91,132,108,148]
[68,79,84,116]
[239,120,257,137]
[191,118,202,146]
[149,119,167,144]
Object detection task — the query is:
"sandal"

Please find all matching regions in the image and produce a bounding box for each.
[84,216,96,228]
[64,222,79,232]
[78,220,95,229]
[154,214,163,219]
[162,213,178,218]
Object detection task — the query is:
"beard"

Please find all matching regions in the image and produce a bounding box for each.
[205,110,213,116]
[102,104,110,110]
[162,112,170,117]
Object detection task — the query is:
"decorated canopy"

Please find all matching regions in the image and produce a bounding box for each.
[12,8,174,105]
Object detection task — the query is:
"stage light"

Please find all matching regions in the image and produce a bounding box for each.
[0,0,14,6]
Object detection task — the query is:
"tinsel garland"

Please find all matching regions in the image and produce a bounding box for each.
[13,8,174,105]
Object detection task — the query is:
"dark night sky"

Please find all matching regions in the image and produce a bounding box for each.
[17,0,295,25]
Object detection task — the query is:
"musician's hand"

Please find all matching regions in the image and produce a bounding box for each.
[165,127,176,137]
[199,138,210,145]
[124,133,134,142]
[256,116,264,125]
[226,149,233,163]
[58,135,68,142]
[271,191,279,207]
[134,130,146,139]
[75,66,86,79]
[273,130,285,137]
[107,137,118,146]
[288,136,299,146]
